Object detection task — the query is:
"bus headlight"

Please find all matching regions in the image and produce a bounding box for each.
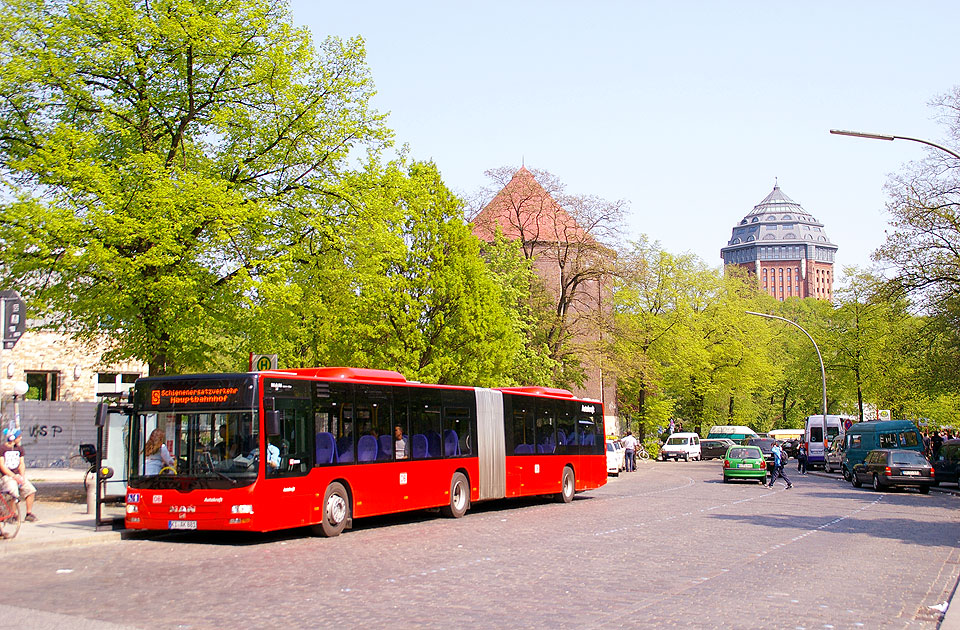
[231,504,253,514]
[126,504,138,514]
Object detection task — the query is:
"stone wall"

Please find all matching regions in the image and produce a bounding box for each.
[1,329,147,402]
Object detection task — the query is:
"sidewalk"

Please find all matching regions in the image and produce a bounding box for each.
[0,468,126,555]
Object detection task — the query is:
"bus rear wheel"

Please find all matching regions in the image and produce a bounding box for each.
[556,466,575,503]
[440,472,469,518]
[314,481,350,537]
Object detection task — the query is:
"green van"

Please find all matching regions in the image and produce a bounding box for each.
[840,420,924,480]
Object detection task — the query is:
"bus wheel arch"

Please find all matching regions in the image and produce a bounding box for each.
[313,480,352,537]
[556,464,575,503]
[440,471,470,518]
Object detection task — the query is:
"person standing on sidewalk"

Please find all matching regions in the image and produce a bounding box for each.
[0,429,38,521]
[796,443,808,475]
[767,441,793,489]
[621,431,638,472]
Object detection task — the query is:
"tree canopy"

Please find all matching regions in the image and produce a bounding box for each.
[0,0,388,374]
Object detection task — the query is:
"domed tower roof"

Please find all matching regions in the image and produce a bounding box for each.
[721,184,837,254]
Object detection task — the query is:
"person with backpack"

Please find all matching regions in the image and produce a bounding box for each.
[767,441,793,489]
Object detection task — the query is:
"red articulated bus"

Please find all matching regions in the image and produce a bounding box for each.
[125,367,607,536]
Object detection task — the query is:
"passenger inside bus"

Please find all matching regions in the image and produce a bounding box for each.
[394,425,409,460]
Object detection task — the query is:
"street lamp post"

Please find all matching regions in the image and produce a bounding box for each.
[829,129,960,161]
[746,311,828,450]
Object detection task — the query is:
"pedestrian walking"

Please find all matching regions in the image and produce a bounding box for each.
[621,431,638,472]
[796,443,807,475]
[767,441,793,489]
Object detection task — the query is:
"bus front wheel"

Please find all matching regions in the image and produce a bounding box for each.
[314,481,350,537]
[556,466,575,503]
[440,472,469,518]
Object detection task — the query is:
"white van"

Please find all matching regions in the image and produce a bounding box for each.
[804,415,852,468]
[660,432,701,461]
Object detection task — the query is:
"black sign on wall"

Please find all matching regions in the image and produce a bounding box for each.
[0,289,26,350]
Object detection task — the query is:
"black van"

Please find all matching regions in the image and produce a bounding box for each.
[932,439,960,485]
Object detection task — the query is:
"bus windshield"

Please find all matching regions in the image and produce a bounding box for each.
[130,410,260,490]
[129,374,260,491]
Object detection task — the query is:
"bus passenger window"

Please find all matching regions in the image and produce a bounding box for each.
[556,403,577,455]
[441,389,474,457]
[535,401,556,454]
[313,382,353,465]
[410,388,441,459]
[879,433,897,448]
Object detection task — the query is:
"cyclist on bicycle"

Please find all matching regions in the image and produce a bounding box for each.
[0,429,38,522]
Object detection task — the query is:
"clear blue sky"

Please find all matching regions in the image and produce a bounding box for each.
[291,1,959,278]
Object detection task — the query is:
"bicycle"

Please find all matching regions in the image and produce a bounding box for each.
[68,444,98,493]
[636,444,651,461]
[0,490,22,539]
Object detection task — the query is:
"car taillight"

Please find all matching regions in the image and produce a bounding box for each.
[723,460,730,468]
[884,466,892,476]
[760,460,766,469]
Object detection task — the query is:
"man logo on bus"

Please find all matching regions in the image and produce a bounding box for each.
[151,390,161,405]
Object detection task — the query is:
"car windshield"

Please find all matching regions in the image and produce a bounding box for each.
[606,443,614,452]
[666,437,689,445]
[729,447,761,459]
[891,451,928,466]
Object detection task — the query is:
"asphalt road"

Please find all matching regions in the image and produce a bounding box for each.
[1,460,958,630]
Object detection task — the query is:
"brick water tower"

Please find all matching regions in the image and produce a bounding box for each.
[721,185,838,301]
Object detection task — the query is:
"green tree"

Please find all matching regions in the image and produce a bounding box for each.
[248,159,527,386]
[0,0,388,375]
[611,239,779,437]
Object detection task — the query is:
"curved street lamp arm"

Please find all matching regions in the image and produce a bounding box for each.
[746,311,829,446]
[830,129,960,161]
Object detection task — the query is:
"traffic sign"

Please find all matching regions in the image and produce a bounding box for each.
[878,409,891,421]
[250,354,278,371]
[0,289,26,350]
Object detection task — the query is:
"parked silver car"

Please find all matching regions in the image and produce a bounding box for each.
[823,436,844,473]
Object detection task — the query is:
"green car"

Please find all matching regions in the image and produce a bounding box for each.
[722,446,767,484]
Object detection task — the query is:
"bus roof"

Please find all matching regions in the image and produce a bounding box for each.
[272,367,407,383]
[497,386,575,398]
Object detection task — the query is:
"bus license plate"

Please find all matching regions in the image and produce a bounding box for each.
[902,470,919,476]
[169,520,197,530]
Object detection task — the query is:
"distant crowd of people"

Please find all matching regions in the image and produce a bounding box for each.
[922,429,956,461]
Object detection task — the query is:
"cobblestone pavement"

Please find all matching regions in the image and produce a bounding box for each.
[1,461,958,630]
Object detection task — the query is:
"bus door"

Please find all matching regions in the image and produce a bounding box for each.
[261,379,315,526]
[506,396,535,496]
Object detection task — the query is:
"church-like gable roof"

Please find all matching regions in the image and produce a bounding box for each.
[471,167,589,244]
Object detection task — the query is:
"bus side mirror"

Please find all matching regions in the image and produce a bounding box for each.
[95,402,109,427]
[265,410,281,437]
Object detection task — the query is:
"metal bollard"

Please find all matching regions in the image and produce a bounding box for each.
[86,477,96,515]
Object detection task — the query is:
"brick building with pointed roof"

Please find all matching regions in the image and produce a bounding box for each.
[472,167,616,430]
